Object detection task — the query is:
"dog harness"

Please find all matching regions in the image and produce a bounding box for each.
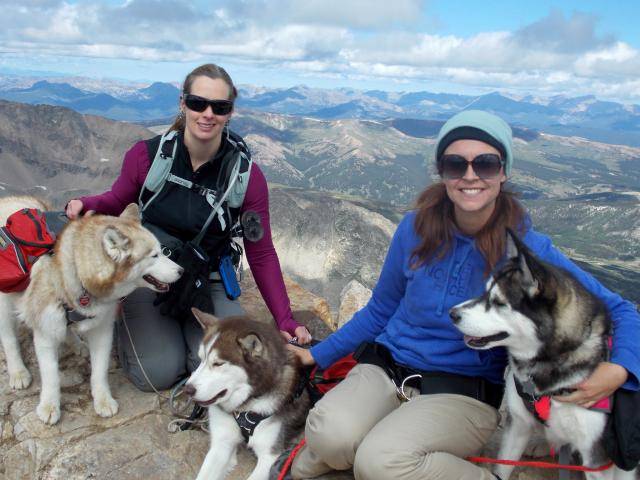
[234,411,268,442]
[233,372,309,442]
[515,378,612,425]
[515,336,613,425]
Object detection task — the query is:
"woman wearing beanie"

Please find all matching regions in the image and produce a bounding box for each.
[281,110,640,480]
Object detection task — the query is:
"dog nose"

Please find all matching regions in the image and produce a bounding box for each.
[183,383,196,397]
[449,308,461,324]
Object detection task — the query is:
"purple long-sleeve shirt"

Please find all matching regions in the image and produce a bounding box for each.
[80,139,300,334]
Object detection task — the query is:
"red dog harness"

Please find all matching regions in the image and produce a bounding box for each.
[515,338,613,424]
[514,377,611,424]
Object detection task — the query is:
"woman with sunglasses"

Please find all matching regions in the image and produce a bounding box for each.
[281,110,639,480]
[65,63,312,392]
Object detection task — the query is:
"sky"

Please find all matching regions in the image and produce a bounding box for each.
[0,0,639,103]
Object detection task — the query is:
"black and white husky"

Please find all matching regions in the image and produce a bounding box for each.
[450,230,636,480]
[185,308,311,480]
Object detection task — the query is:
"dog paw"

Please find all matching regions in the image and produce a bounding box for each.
[9,368,32,389]
[94,395,119,418]
[36,401,61,425]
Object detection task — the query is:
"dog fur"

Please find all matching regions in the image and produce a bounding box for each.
[450,230,635,480]
[185,308,311,480]
[0,196,183,424]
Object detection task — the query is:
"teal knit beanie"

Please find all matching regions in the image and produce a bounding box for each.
[435,110,514,176]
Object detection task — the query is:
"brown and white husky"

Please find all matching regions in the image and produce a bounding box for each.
[185,308,311,480]
[0,196,182,424]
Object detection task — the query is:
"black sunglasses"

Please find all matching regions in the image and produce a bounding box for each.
[439,153,504,180]
[183,94,234,115]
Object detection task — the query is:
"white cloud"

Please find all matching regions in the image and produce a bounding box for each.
[513,9,614,54]
[220,0,425,29]
[22,3,85,42]
[0,1,638,103]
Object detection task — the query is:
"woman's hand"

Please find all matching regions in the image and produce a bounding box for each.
[287,343,316,366]
[65,199,84,220]
[279,325,313,345]
[294,326,312,344]
[553,362,628,408]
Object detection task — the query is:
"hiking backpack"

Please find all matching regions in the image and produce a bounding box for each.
[138,129,252,216]
[0,209,58,293]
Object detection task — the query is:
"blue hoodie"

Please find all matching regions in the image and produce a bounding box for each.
[311,211,640,390]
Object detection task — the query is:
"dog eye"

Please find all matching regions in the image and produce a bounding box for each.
[151,253,159,258]
[493,299,507,307]
[211,361,225,367]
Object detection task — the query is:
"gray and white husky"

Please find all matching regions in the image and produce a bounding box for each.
[450,230,635,480]
[185,308,311,480]
[0,196,183,424]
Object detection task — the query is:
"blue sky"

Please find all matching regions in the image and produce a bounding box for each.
[0,0,638,103]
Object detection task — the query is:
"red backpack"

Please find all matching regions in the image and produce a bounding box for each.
[306,353,357,404]
[0,209,57,293]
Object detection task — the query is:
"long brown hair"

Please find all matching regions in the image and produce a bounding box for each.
[168,63,238,132]
[411,182,526,274]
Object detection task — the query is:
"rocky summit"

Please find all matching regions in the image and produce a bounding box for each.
[0,100,630,479]
[1,271,556,480]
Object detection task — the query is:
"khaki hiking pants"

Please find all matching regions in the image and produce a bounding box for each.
[292,363,499,480]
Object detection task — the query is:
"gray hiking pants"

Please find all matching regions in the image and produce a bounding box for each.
[292,363,499,480]
[116,282,244,392]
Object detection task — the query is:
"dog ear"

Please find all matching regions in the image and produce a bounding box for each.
[191,308,219,329]
[518,251,540,299]
[102,226,131,263]
[505,229,520,260]
[120,203,140,221]
[505,229,539,298]
[238,334,264,358]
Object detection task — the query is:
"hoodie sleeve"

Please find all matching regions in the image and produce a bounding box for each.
[241,163,300,335]
[529,231,640,391]
[79,141,150,215]
[310,213,411,368]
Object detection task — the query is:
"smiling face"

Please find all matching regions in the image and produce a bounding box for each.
[441,139,507,234]
[181,75,233,145]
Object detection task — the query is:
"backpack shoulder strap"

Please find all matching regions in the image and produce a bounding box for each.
[225,129,252,209]
[138,130,179,212]
[193,151,243,246]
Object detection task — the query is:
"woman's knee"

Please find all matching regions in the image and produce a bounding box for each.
[122,352,186,391]
[118,331,187,391]
[354,430,403,480]
[304,399,366,464]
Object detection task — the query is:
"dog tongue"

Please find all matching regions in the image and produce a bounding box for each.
[143,274,169,291]
[463,335,486,347]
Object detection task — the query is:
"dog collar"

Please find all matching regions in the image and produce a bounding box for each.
[62,288,95,325]
[78,288,91,307]
[514,377,552,424]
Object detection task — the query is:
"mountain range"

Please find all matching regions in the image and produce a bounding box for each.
[229,110,640,205]
[1,99,638,306]
[0,77,638,147]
